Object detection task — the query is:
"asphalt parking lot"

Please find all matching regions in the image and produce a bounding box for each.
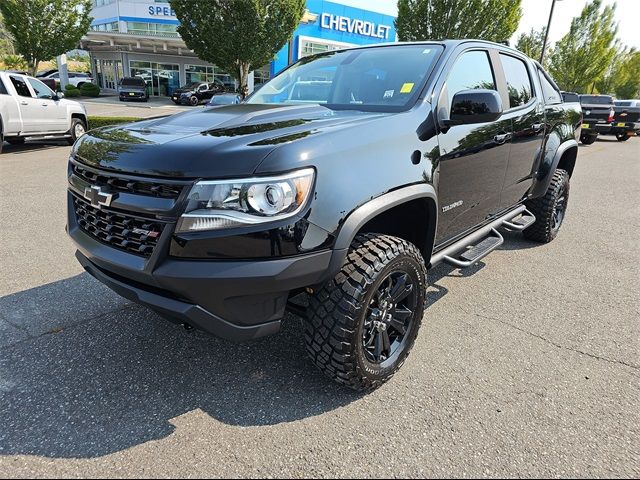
[0,136,638,478]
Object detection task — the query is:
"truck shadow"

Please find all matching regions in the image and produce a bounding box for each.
[0,236,518,459]
[0,273,361,459]
[1,141,70,155]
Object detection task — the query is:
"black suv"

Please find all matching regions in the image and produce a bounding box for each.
[67,41,581,391]
[171,80,226,106]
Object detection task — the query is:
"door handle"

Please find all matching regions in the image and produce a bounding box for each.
[494,133,509,144]
[20,101,28,105]
[41,103,49,106]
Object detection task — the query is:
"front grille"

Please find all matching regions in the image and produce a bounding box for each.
[72,164,183,199]
[73,196,165,257]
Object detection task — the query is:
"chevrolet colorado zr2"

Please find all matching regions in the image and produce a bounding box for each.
[67,41,582,391]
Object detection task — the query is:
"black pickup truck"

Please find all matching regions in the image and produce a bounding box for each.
[579,94,615,144]
[67,41,581,391]
[612,99,640,140]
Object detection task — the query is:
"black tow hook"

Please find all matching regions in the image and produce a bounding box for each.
[181,323,194,332]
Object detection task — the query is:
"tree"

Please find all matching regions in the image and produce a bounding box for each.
[0,0,92,76]
[515,27,546,62]
[594,44,631,95]
[0,12,15,55]
[546,0,617,93]
[171,0,305,97]
[612,51,640,98]
[395,0,522,42]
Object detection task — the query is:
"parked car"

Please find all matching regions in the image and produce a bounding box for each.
[579,94,614,144]
[171,80,225,106]
[35,69,59,78]
[612,99,640,140]
[118,77,149,102]
[40,71,94,88]
[0,71,88,153]
[207,93,242,107]
[67,41,581,391]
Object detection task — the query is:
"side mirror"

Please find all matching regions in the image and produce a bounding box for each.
[53,92,64,100]
[448,89,503,125]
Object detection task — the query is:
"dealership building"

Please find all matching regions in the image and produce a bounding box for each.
[81,0,397,96]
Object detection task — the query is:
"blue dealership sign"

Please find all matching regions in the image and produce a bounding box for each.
[270,0,397,75]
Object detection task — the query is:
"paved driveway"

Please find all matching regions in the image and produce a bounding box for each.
[0,138,638,477]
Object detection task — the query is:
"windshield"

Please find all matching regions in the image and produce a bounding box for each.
[246,44,443,112]
[580,95,613,105]
[121,78,146,87]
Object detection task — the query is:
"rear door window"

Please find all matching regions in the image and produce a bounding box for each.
[10,76,33,97]
[537,70,562,105]
[499,53,534,108]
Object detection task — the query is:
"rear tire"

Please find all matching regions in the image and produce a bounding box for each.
[616,133,630,141]
[580,134,597,145]
[304,233,426,391]
[524,169,570,243]
[189,96,199,106]
[67,118,87,145]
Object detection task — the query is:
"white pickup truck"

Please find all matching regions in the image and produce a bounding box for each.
[0,71,88,153]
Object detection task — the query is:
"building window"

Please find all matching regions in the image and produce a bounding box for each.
[300,40,344,57]
[254,65,270,86]
[90,21,119,32]
[94,0,115,6]
[185,64,236,91]
[126,22,178,37]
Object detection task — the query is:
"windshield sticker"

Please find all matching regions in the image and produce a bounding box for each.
[383,89,394,99]
[400,83,415,94]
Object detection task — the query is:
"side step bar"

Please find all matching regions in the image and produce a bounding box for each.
[430,205,535,268]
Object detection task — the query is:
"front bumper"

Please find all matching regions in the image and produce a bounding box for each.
[68,194,333,341]
[119,91,146,100]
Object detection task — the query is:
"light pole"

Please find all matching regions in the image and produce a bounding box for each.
[540,0,561,64]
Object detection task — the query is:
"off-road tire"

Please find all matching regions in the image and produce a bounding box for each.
[580,134,597,145]
[616,133,630,141]
[524,169,570,243]
[304,233,427,391]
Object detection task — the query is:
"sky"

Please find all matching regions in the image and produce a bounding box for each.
[338,0,640,49]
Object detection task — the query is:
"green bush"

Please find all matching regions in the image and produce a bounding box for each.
[64,84,80,97]
[88,116,141,130]
[80,82,101,97]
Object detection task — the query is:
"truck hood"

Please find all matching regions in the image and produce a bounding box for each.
[73,103,389,178]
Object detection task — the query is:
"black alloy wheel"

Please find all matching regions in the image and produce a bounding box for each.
[362,270,417,366]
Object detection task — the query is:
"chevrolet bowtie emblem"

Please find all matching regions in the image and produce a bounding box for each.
[84,185,116,208]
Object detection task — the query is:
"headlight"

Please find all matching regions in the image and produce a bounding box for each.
[175,168,315,232]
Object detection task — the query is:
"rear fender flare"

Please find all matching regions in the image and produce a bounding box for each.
[530,139,578,198]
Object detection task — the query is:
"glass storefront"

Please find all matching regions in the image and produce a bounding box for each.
[185,64,236,91]
[130,61,180,96]
[94,59,123,90]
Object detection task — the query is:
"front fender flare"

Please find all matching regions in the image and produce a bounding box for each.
[320,184,438,284]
